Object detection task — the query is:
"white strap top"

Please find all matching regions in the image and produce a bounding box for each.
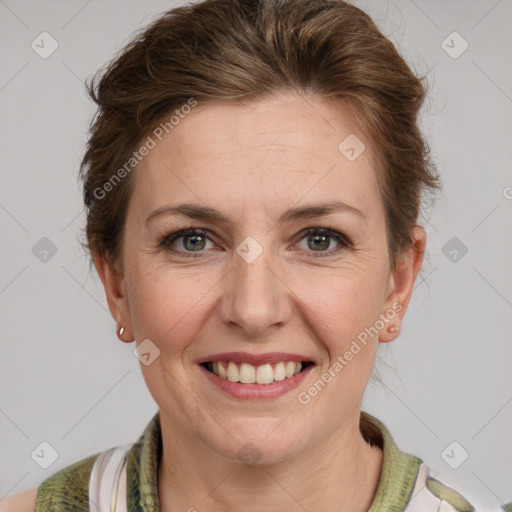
[89,445,131,512]
[405,464,459,512]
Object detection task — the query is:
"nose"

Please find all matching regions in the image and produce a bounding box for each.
[219,243,293,338]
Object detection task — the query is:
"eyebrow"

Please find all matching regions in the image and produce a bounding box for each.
[145,200,367,226]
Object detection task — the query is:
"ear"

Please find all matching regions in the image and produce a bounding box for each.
[94,252,134,343]
[379,225,426,343]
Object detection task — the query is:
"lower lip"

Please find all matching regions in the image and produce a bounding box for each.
[199,364,314,400]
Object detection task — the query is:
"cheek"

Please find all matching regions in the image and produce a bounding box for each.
[299,274,384,401]
[292,267,385,360]
[126,263,215,352]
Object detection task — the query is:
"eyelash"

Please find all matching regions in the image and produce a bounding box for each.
[158,226,352,258]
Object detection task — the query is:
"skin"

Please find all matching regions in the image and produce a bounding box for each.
[0,488,38,512]
[92,92,426,512]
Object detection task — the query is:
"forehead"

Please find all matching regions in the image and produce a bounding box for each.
[131,93,382,223]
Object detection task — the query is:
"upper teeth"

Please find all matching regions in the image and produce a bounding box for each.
[210,361,303,384]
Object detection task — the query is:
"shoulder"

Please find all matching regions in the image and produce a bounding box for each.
[35,451,100,511]
[20,451,101,512]
[0,486,38,512]
[407,463,474,512]
[0,451,102,512]
[360,412,475,512]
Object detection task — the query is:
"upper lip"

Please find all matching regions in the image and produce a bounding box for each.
[196,352,314,366]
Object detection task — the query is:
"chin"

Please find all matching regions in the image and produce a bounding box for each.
[206,417,312,466]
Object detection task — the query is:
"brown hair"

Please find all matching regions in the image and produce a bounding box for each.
[79,0,440,275]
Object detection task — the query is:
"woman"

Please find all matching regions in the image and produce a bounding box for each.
[3,0,500,510]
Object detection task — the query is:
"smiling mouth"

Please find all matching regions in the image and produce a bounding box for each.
[200,360,315,385]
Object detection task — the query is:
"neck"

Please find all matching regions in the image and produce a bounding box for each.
[157,411,383,512]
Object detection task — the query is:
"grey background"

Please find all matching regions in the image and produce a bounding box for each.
[1,0,511,509]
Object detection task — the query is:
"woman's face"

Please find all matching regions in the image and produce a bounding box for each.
[98,92,424,462]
